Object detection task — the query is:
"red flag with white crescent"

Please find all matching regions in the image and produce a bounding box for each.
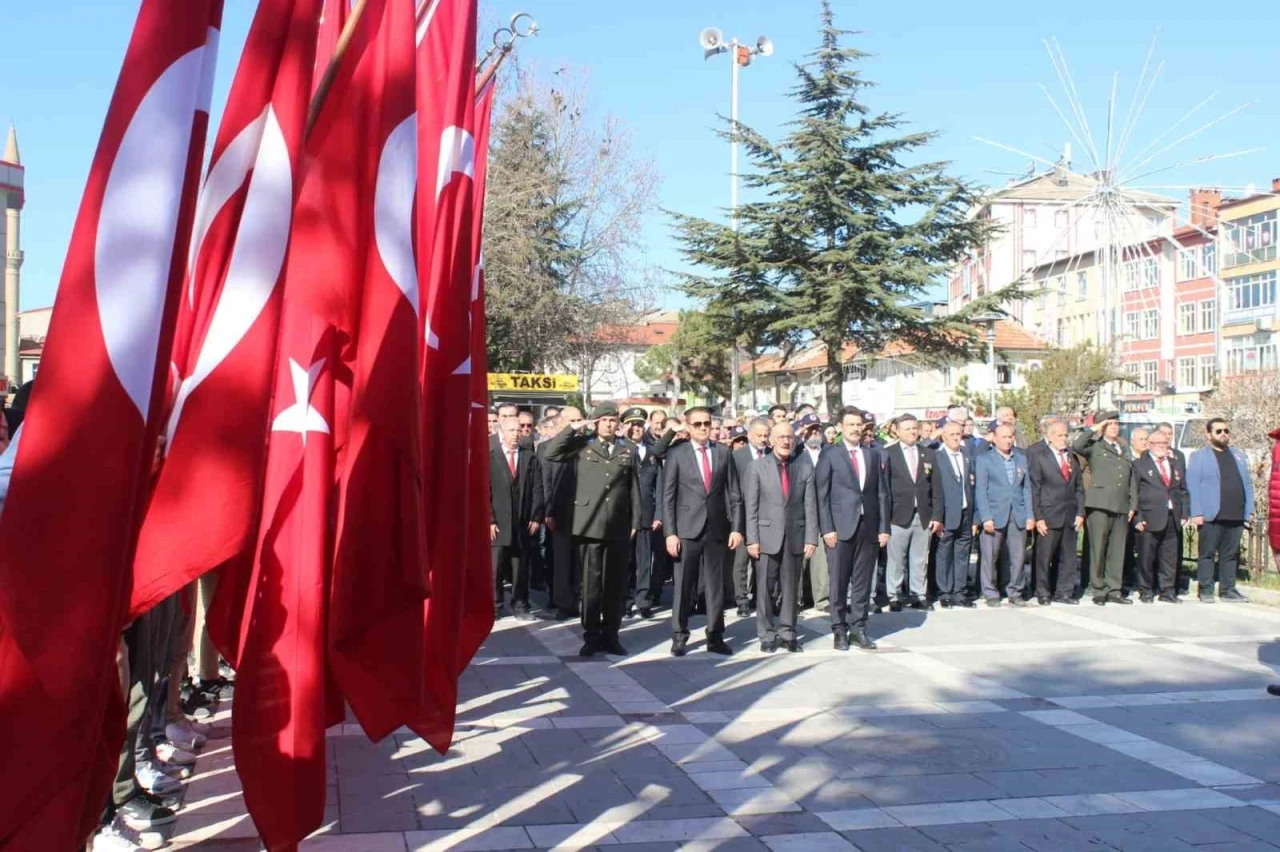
[0,2,222,847]
[414,0,480,753]
[131,0,322,622]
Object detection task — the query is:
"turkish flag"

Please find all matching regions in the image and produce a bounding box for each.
[413,0,480,753]
[0,2,222,847]
[131,0,322,622]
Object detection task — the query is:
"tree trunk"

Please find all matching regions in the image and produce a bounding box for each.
[824,342,844,416]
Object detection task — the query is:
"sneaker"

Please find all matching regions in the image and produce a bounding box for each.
[135,760,182,796]
[1220,589,1249,603]
[90,820,163,852]
[117,795,177,830]
[165,720,207,751]
[155,741,198,766]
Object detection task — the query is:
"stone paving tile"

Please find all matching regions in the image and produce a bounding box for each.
[759,832,859,852]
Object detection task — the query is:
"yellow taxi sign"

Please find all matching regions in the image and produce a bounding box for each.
[487,373,580,392]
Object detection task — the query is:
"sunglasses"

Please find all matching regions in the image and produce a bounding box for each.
[689,420,712,427]
[1212,428,1230,435]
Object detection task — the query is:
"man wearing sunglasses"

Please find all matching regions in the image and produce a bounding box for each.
[1187,418,1253,603]
[663,406,744,656]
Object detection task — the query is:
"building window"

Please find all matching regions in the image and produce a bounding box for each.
[1199,355,1217,387]
[941,366,954,387]
[1125,311,1140,340]
[1054,209,1069,230]
[1178,302,1197,336]
[1179,250,1197,281]
[961,264,972,297]
[1077,271,1088,300]
[1054,275,1066,306]
[1200,299,1217,332]
[1122,257,1158,292]
[1225,341,1278,375]
[1057,319,1066,346]
[1203,242,1217,275]
[843,363,867,381]
[1141,360,1158,391]
[1142,309,1158,340]
[1025,208,1037,228]
[996,364,1013,385]
[1124,361,1141,385]
[1022,249,1037,269]
[1178,356,1196,389]
[1227,271,1278,313]
[1223,210,1278,268]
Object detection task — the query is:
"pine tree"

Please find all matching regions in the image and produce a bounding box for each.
[671,1,1016,414]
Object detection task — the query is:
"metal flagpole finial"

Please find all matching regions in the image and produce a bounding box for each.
[478,12,538,69]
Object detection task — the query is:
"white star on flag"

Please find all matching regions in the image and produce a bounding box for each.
[271,357,330,446]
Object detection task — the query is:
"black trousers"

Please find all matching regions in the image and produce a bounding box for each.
[673,535,727,642]
[756,545,799,642]
[1138,519,1179,596]
[732,544,754,608]
[492,544,529,610]
[1198,520,1244,594]
[935,509,974,602]
[827,518,878,631]
[549,528,579,611]
[630,526,666,609]
[578,536,629,642]
[1034,524,1079,600]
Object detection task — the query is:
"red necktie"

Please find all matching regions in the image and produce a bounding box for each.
[508,448,517,477]
[780,461,791,500]
[1158,457,1171,486]
[1059,450,1070,481]
[698,446,712,494]
[849,448,861,484]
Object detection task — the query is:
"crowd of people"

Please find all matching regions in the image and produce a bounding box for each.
[487,400,1257,658]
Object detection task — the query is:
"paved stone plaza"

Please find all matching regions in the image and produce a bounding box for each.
[170,599,1280,851]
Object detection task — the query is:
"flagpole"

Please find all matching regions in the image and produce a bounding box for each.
[475,12,537,74]
[307,0,371,137]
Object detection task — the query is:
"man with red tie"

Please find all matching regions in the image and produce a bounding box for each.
[490,419,544,620]
[815,406,890,651]
[663,406,744,657]
[1131,429,1190,602]
[1027,418,1085,605]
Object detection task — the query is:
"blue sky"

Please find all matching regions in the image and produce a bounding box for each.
[4,0,1277,311]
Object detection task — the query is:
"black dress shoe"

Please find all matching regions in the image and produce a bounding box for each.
[1037,596,1051,606]
[1007,597,1027,608]
[1054,596,1079,605]
[940,599,954,609]
[736,604,751,618]
[578,641,597,658]
[1158,595,1181,604]
[985,598,1002,608]
[1220,589,1249,602]
[706,638,733,656]
[1093,597,1107,606]
[850,629,877,651]
[889,601,903,613]
[911,598,934,611]
[759,638,778,653]
[784,639,802,653]
[1199,594,1217,604]
[833,631,851,651]
[1267,684,1280,697]
[601,638,628,656]
[555,608,576,621]
[1109,596,1134,605]
[639,607,653,619]
[1139,593,1154,604]
[956,598,976,608]
[670,640,688,657]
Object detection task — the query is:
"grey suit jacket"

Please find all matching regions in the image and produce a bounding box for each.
[745,454,818,556]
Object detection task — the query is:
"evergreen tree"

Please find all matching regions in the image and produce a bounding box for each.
[672,1,1016,413]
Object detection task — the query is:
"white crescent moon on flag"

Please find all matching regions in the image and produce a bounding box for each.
[166,106,293,447]
[374,113,418,312]
[94,42,212,421]
[436,125,475,199]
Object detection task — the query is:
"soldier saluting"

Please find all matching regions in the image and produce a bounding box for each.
[543,401,642,657]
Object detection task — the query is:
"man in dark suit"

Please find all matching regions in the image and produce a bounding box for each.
[731,417,773,617]
[1131,429,1190,603]
[1155,421,1190,593]
[622,407,665,619]
[975,424,1035,606]
[930,421,977,608]
[542,406,582,620]
[490,419,544,620]
[1073,411,1134,605]
[816,406,890,651]
[795,413,829,610]
[884,414,935,611]
[745,421,817,653]
[543,402,642,656]
[1028,418,1085,605]
[663,406,744,657]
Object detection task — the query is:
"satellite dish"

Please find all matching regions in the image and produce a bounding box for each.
[756,36,774,57]
[699,26,724,52]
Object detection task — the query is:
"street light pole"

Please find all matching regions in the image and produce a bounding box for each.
[699,27,772,419]
[973,314,1001,418]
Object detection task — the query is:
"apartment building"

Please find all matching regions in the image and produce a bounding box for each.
[1218,181,1280,376]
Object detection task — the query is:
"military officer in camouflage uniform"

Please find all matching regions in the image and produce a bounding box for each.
[543,401,642,657]
[1072,411,1134,605]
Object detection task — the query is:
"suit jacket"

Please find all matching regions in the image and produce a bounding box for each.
[1187,444,1255,522]
[931,444,976,531]
[1130,452,1190,533]
[1027,440,1085,529]
[975,447,1033,529]
[815,441,890,540]
[885,442,935,528]
[543,427,642,541]
[489,439,544,547]
[745,454,818,556]
[733,444,770,485]
[662,440,743,541]
[628,438,663,530]
[1072,430,1133,514]
[537,439,574,528]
